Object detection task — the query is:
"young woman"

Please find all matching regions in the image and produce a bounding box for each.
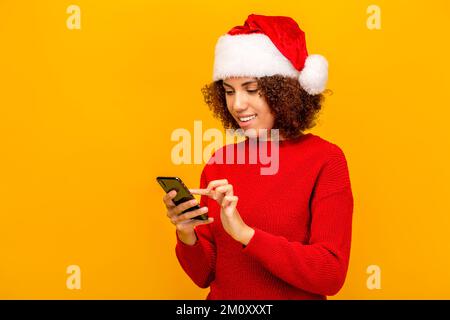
[162,14,354,300]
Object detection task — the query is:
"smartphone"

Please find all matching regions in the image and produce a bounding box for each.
[156,176,208,221]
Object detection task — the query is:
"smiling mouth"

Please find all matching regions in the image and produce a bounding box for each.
[238,114,257,122]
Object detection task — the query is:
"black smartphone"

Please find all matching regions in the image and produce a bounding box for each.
[156,176,208,221]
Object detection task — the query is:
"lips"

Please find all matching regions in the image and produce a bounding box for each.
[239,114,256,122]
[237,114,257,127]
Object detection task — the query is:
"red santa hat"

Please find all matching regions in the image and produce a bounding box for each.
[213,14,328,95]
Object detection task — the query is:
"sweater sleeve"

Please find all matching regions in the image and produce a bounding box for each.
[175,169,216,288]
[242,147,354,296]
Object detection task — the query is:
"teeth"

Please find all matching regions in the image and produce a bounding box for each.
[239,115,256,122]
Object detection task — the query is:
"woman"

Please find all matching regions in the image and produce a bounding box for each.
[162,14,354,300]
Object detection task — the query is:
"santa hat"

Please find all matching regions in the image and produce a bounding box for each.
[213,14,328,95]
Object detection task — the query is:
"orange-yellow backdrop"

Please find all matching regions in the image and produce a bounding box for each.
[1,0,449,299]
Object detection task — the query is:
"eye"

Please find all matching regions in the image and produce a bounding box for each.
[225,91,234,96]
[247,90,258,94]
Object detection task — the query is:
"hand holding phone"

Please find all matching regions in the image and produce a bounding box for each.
[157,176,209,221]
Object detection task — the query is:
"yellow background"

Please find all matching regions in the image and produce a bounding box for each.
[1,0,449,299]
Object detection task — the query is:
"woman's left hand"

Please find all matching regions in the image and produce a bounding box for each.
[190,179,255,245]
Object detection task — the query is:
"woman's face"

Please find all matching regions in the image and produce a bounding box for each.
[223,77,277,139]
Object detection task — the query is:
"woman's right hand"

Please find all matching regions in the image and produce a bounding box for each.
[163,190,214,245]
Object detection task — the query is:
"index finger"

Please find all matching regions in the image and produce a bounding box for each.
[189,188,210,195]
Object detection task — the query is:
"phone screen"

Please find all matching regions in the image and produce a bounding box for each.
[157,177,206,219]
[159,178,194,205]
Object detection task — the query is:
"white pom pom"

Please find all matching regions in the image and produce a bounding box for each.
[298,54,328,95]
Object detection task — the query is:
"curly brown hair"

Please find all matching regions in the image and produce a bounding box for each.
[201,75,329,140]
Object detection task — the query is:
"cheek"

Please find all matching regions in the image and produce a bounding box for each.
[225,96,233,110]
[226,102,233,115]
[264,113,276,128]
[256,100,274,125]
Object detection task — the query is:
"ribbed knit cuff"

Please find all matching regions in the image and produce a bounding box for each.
[175,230,202,251]
[241,227,268,255]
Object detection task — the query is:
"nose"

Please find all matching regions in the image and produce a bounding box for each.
[231,91,248,113]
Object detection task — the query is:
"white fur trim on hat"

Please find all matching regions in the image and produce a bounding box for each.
[298,54,328,95]
[213,34,299,81]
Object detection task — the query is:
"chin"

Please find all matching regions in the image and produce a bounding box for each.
[243,128,269,139]
[243,130,257,138]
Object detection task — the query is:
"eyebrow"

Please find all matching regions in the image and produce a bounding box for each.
[222,80,257,88]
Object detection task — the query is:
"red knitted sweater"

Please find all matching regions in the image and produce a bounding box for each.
[175,133,354,299]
